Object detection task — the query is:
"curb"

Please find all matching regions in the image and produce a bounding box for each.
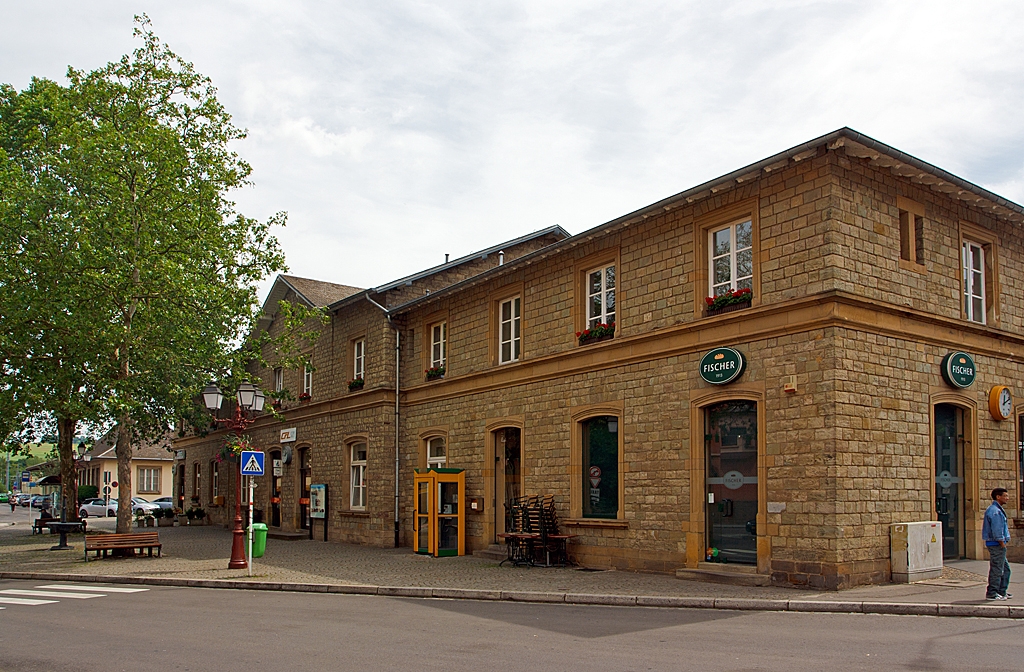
[0,571,1018,619]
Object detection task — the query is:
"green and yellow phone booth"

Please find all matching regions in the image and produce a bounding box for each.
[413,468,465,557]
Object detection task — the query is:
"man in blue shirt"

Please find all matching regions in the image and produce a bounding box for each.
[982,488,1012,600]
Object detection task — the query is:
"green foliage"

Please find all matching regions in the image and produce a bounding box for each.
[0,16,298,530]
[78,484,99,501]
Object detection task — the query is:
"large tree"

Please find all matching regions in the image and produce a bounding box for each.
[0,17,293,531]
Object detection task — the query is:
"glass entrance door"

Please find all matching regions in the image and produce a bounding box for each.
[299,448,311,530]
[935,404,964,559]
[494,428,521,541]
[176,465,185,512]
[270,450,282,527]
[705,400,758,565]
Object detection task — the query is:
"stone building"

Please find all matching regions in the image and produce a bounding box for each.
[174,128,1024,589]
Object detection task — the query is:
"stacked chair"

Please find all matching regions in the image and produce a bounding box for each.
[498,495,573,567]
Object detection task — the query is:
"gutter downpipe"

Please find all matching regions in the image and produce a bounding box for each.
[364,293,401,548]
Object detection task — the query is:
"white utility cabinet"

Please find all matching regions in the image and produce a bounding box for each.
[890,521,943,582]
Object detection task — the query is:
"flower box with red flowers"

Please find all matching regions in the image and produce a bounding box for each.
[298,392,312,402]
[704,288,752,316]
[576,322,615,346]
[425,365,445,381]
[348,377,364,392]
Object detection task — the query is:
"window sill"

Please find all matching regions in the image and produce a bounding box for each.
[338,510,370,518]
[562,517,629,529]
[898,259,927,274]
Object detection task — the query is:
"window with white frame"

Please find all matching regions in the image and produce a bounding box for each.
[303,364,313,396]
[273,367,283,392]
[431,322,447,369]
[498,296,521,364]
[353,340,365,380]
[210,461,219,498]
[350,442,367,509]
[586,264,616,329]
[709,220,753,296]
[963,240,986,324]
[192,463,201,501]
[137,467,161,494]
[427,437,446,468]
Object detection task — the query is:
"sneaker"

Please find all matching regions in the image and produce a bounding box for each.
[1004,593,1013,599]
[986,594,1004,600]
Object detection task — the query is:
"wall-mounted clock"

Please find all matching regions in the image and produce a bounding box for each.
[989,385,1013,421]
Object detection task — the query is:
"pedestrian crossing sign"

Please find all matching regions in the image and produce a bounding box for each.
[240,451,265,476]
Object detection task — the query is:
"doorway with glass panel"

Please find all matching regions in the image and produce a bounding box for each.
[934,404,966,560]
[493,428,522,541]
[705,400,758,565]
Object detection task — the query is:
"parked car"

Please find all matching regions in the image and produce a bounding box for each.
[78,498,116,517]
[0,492,9,503]
[16,493,32,507]
[130,497,161,516]
[152,497,175,510]
[30,495,50,509]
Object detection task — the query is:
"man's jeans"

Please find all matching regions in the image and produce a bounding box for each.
[987,544,1011,598]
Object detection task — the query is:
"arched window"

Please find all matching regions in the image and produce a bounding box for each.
[581,416,619,519]
[350,442,367,510]
[427,437,446,468]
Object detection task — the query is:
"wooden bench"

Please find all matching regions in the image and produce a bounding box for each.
[84,532,162,561]
[32,517,58,535]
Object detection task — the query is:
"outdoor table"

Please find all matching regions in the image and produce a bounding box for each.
[47,521,84,551]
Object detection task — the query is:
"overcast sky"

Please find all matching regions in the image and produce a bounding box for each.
[4,1,1024,296]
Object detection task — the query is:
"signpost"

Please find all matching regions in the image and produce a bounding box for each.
[240,451,265,576]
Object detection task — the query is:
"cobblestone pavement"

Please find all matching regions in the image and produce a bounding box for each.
[2,514,1022,617]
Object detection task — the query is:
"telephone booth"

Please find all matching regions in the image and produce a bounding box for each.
[413,468,465,557]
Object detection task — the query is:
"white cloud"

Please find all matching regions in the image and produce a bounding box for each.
[4,0,1024,294]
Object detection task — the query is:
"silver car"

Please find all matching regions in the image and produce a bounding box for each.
[78,498,116,517]
[130,497,161,515]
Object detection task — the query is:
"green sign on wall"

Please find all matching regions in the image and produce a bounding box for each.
[699,347,746,385]
[941,351,977,389]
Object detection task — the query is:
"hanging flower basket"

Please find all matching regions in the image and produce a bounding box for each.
[576,322,615,346]
[217,434,252,463]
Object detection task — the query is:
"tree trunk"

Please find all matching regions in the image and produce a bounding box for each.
[114,419,134,533]
[56,416,78,522]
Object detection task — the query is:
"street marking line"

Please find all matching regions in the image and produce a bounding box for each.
[0,596,58,606]
[36,584,149,593]
[0,589,104,599]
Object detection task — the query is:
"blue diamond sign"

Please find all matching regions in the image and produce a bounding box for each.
[240,451,265,476]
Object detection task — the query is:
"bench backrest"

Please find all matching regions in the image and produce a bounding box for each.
[85,532,160,547]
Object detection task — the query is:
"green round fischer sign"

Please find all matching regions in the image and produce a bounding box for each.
[699,347,746,385]
[941,351,976,389]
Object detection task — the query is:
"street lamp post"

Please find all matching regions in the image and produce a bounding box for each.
[203,382,265,570]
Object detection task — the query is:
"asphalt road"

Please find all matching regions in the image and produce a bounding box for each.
[0,578,1021,672]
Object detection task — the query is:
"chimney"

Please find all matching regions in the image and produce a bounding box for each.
[445,254,449,263]
[499,250,505,265]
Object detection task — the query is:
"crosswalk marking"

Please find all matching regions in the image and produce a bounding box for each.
[0,589,105,599]
[36,584,149,594]
[0,596,58,606]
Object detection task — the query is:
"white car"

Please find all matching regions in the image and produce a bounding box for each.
[78,497,161,517]
[130,497,161,515]
[79,498,116,517]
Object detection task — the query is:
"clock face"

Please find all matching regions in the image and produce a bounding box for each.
[1000,388,1013,418]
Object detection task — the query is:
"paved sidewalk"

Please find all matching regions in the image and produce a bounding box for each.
[2,512,1022,618]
